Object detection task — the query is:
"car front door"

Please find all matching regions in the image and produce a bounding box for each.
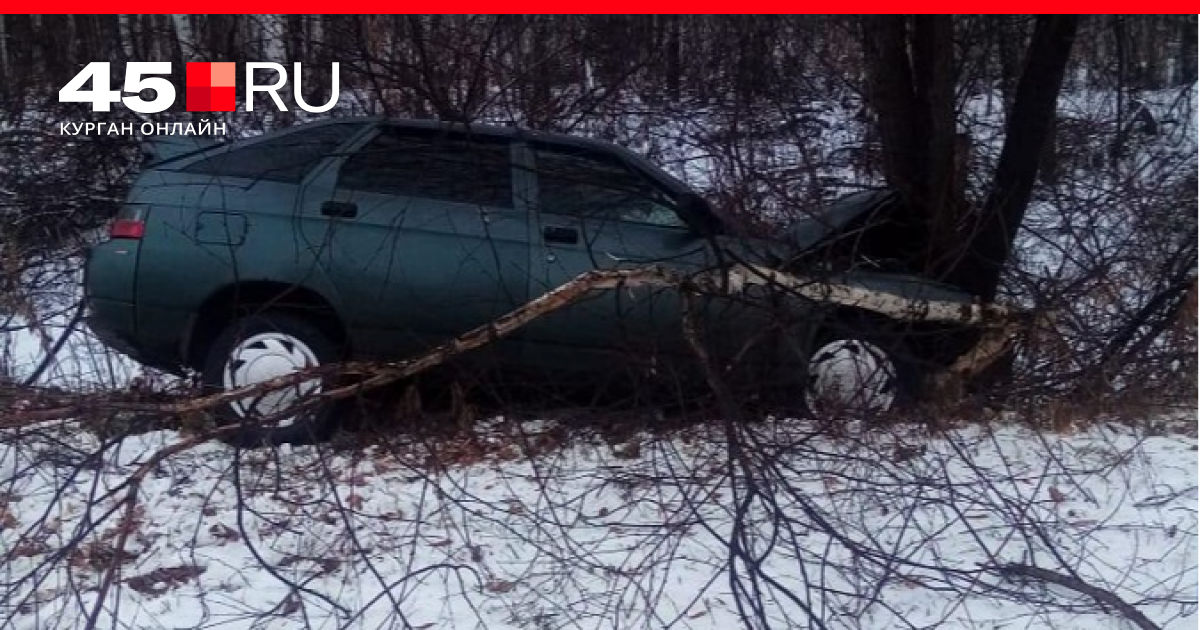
[522,142,714,376]
[297,125,532,363]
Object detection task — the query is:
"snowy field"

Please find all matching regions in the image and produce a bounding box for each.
[1,414,1195,629]
[0,73,1193,630]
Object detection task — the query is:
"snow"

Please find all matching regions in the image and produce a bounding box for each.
[1,62,1194,630]
[1,415,1194,629]
[2,255,141,391]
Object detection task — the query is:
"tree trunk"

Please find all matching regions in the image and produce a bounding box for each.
[117,14,134,60]
[958,16,1080,300]
[995,17,1025,110]
[665,15,682,101]
[1177,16,1197,86]
[862,16,919,194]
[260,14,285,63]
[0,16,9,80]
[862,16,960,275]
[910,16,960,270]
[171,14,193,62]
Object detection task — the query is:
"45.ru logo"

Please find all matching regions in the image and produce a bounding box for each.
[58,62,340,113]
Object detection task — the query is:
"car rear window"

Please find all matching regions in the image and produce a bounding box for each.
[183,123,362,183]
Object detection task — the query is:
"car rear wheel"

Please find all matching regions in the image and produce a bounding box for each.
[201,312,340,447]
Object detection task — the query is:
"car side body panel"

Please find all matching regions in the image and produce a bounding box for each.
[85,116,979,386]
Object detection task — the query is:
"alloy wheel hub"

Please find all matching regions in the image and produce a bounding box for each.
[806,339,897,416]
[222,332,321,426]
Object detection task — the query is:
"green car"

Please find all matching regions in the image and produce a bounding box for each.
[85,117,976,445]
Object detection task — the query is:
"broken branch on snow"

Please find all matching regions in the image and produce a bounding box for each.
[4,264,1029,427]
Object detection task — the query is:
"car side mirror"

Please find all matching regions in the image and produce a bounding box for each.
[675,192,722,236]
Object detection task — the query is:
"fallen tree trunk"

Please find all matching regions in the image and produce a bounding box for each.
[3,264,1029,428]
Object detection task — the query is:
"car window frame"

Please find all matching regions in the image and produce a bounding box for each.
[178,121,368,185]
[332,124,519,211]
[527,141,688,231]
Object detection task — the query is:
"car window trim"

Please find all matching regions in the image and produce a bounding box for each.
[177,121,370,184]
[527,141,688,230]
[332,124,519,210]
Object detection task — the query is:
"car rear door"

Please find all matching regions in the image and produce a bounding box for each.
[296,124,532,363]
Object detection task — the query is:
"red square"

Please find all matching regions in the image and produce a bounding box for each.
[207,86,236,112]
[186,85,211,112]
[186,62,211,87]
[187,63,236,112]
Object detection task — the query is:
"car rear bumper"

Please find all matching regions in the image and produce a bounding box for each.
[86,299,189,375]
[85,298,140,357]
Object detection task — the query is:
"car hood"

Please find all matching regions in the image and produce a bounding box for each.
[787,188,901,251]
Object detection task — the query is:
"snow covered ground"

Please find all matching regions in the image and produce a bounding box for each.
[1,414,1195,629]
[0,72,1193,630]
[2,255,141,391]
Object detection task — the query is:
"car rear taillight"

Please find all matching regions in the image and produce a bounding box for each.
[110,219,145,239]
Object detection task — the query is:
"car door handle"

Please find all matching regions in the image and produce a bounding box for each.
[321,201,358,218]
[543,225,578,245]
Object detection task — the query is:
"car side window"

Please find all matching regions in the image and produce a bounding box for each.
[533,144,684,228]
[338,127,513,209]
[184,123,362,183]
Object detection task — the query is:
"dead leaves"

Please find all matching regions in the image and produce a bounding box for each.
[126,564,205,596]
[0,504,17,529]
[208,522,240,544]
[484,579,515,594]
[610,439,642,460]
[279,592,302,616]
[11,539,50,558]
[278,553,341,576]
[69,541,140,572]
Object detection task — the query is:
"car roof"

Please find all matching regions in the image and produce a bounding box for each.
[155,116,690,195]
[292,115,645,158]
[356,116,686,193]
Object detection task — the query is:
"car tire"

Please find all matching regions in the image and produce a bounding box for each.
[201,312,341,447]
[799,320,921,420]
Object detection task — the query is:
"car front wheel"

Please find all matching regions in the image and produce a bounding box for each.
[201,312,340,447]
[802,328,919,419]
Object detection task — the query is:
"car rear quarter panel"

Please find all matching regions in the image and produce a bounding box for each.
[84,239,144,361]
[129,171,343,367]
